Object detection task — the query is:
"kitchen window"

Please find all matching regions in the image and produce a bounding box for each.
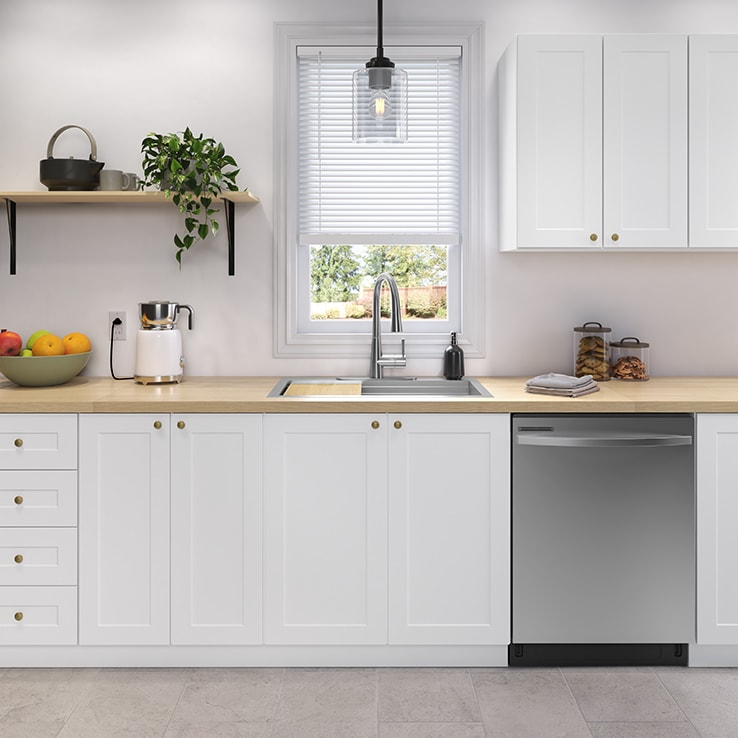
[275,24,484,358]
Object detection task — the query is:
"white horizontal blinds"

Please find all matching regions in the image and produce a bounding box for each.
[298,46,461,245]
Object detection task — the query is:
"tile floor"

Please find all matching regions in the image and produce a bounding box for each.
[0,666,737,737]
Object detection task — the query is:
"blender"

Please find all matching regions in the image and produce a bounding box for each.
[134,301,194,385]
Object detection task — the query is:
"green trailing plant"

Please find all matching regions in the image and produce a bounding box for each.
[141,128,241,265]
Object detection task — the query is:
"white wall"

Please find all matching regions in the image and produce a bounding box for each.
[2,0,738,379]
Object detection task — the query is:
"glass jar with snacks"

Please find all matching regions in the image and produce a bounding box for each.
[573,321,611,381]
[610,337,650,381]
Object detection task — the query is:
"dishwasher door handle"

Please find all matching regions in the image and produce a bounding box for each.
[516,432,693,448]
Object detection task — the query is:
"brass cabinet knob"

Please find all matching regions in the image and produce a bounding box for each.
[14,612,23,621]
[371,420,380,429]
[14,496,23,505]
[14,554,23,564]
[13,438,23,447]
[611,233,620,242]
[153,420,162,430]
[394,420,402,429]
[589,233,598,242]
[177,420,186,430]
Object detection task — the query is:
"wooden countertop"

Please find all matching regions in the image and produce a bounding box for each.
[2,375,738,413]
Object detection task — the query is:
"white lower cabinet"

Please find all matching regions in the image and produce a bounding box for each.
[79,413,263,647]
[264,413,510,647]
[388,414,510,645]
[79,414,170,645]
[696,413,738,644]
[264,413,388,645]
[0,414,78,646]
[170,414,262,645]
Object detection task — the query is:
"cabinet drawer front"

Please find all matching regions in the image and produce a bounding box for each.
[0,587,77,645]
[0,528,77,585]
[0,471,77,527]
[0,415,77,470]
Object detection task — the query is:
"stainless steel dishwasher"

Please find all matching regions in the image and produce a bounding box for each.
[511,413,694,666]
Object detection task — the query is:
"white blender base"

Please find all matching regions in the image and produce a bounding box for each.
[134,329,185,384]
[134,374,183,385]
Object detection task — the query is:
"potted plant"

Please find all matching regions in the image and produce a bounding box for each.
[141,128,241,265]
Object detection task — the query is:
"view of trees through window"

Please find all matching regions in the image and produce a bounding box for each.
[309,245,448,321]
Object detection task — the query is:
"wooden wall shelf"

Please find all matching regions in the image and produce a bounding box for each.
[0,190,260,275]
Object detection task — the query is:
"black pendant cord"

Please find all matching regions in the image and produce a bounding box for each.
[376,0,384,58]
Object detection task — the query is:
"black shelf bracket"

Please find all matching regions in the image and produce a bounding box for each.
[223,198,236,276]
[5,198,16,275]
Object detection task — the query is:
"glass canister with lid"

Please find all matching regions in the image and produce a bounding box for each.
[610,337,650,380]
[573,321,611,381]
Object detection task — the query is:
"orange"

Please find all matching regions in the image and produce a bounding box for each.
[31,334,65,356]
[62,332,91,355]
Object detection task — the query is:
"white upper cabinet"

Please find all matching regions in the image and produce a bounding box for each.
[500,34,688,250]
[690,36,738,247]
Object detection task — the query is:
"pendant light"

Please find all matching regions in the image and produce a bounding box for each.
[352,0,408,143]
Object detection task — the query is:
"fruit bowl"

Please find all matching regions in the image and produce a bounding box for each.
[0,352,92,387]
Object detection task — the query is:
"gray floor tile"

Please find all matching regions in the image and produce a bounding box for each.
[657,667,738,738]
[165,722,271,738]
[588,723,700,738]
[564,671,684,722]
[472,669,591,738]
[378,668,480,723]
[169,667,282,724]
[271,667,378,738]
[0,668,98,737]
[57,667,190,738]
[379,723,486,738]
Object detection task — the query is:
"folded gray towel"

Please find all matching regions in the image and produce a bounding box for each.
[525,382,600,398]
[526,372,594,390]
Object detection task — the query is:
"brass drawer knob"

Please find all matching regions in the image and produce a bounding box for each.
[589,233,598,242]
[14,496,23,505]
[394,420,402,429]
[371,420,380,429]
[14,554,23,564]
[177,420,186,430]
[611,233,620,242]
[13,438,23,448]
[14,612,23,621]
[153,420,162,430]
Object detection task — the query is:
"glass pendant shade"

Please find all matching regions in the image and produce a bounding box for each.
[352,65,408,143]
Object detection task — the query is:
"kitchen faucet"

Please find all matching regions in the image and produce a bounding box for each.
[370,272,406,378]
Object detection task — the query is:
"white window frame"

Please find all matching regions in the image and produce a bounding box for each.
[274,22,485,358]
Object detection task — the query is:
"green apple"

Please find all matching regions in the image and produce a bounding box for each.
[26,329,50,350]
[19,349,32,357]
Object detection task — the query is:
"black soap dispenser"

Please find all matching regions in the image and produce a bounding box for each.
[443,332,465,380]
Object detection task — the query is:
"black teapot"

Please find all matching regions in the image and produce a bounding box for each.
[39,124,104,191]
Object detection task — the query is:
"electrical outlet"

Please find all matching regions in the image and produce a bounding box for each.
[109,311,127,341]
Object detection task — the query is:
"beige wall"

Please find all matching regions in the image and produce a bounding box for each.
[2,0,738,378]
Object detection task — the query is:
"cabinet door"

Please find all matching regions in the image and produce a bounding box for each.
[514,35,603,248]
[264,414,387,645]
[603,35,687,248]
[78,414,170,645]
[388,414,510,645]
[690,35,738,247]
[171,414,262,645]
[697,414,738,644]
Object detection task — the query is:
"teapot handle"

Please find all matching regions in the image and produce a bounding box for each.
[46,125,99,162]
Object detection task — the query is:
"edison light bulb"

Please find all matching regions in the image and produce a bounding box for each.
[369,90,391,120]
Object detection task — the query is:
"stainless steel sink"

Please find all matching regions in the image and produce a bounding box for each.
[268,377,492,398]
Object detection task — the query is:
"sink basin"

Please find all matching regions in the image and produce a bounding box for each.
[268,377,492,398]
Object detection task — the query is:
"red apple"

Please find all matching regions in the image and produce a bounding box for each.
[0,330,22,356]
